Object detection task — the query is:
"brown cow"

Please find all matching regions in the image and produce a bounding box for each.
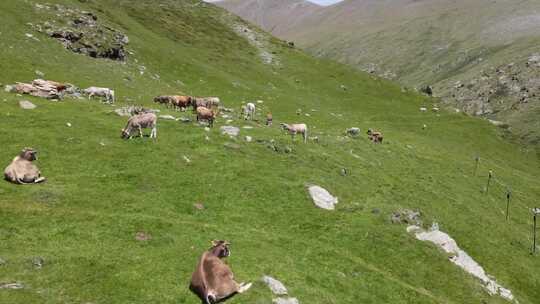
[367,128,383,143]
[192,97,211,112]
[170,95,192,112]
[190,240,252,304]
[4,148,46,184]
[196,106,218,127]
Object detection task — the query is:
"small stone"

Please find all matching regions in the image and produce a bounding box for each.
[371,208,381,214]
[204,127,210,132]
[35,70,45,77]
[194,203,205,210]
[159,115,176,120]
[66,122,72,127]
[245,136,252,142]
[340,168,348,176]
[273,298,299,304]
[242,126,253,129]
[220,126,240,137]
[0,282,24,289]
[178,117,191,123]
[224,142,241,150]
[31,256,44,269]
[346,128,360,136]
[183,155,191,163]
[135,231,151,241]
[19,100,37,110]
[262,276,288,295]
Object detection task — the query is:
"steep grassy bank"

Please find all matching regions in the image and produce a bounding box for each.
[1,1,539,304]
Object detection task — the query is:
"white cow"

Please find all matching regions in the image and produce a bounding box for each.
[242,102,256,120]
[84,86,115,103]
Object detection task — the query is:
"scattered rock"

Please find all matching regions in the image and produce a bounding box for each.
[194,203,205,210]
[220,126,240,137]
[204,127,211,132]
[307,185,338,210]
[346,127,360,136]
[0,282,24,289]
[135,231,151,241]
[262,276,288,295]
[183,155,191,163]
[35,70,45,77]
[114,106,157,117]
[242,126,253,129]
[390,209,421,225]
[31,256,44,269]
[224,142,241,150]
[273,298,299,304]
[66,122,72,127]
[371,208,381,214]
[245,136,252,142]
[340,168,349,176]
[178,117,191,123]
[159,115,176,120]
[19,100,36,109]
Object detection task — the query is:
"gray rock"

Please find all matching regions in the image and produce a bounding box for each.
[273,297,299,304]
[4,85,15,93]
[390,209,421,225]
[178,117,191,123]
[220,126,240,137]
[31,256,44,269]
[262,276,288,295]
[19,100,37,109]
[346,127,360,136]
[159,115,176,120]
[307,185,338,210]
[245,136,253,142]
[0,282,24,289]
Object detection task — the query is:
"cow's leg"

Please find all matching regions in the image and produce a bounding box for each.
[152,127,157,138]
[138,126,143,138]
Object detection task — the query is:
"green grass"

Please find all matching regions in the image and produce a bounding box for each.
[1,1,540,304]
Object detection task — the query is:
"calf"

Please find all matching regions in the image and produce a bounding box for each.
[190,240,252,304]
[367,128,383,143]
[121,112,158,139]
[4,148,46,184]
[280,123,308,143]
[83,86,115,103]
[196,106,217,127]
[266,112,273,126]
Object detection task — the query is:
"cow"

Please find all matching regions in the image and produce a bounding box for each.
[367,128,383,143]
[192,97,211,112]
[196,106,218,127]
[266,112,273,126]
[241,103,256,120]
[154,95,172,107]
[4,148,46,184]
[189,240,252,304]
[83,86,115,103]
[170,95,193,112]
[121,112,158,139]
[280,123,308,143]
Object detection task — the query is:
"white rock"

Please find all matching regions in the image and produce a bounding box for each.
[204,127,210,132]
[262,276,288,295]
[66,122,72,127]
[420,107,427,112]
[410,226,514,301]
[307,185,338,210]
[273,298,299,304]
[245,136,252,142]
[183,155,191,163]
[242,126,253,129]
[256,100,264,104]
[159,115,176,120]
[0,282,24,289]
[220,126,240,137]
[19,100,36,109]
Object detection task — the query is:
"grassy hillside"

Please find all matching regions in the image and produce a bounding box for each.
[217,0,540,144]
[1,1,540,304]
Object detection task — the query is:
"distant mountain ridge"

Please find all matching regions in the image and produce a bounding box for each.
[215,0,540,144]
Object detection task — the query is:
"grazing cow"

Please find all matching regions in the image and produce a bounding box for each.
[4,148,46,184]
[280,123,308,143]
[196,106,217,127]
[190,240,252,304]
[121,112,158,139]
[367,128,383,143]
[241,103,256,120]
[170,95,193,112]
[266,112,273,126]
[205,97,220,107]
[154,95,172,107]
[192,97,211,112]
[83,87,115,103]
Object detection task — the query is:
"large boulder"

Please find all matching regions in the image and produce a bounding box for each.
[307,185,338,210]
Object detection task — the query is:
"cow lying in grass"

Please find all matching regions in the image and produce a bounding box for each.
[121,112,158,139]
[83,86,115,103]
[280,123,308,143]
[190,240,252,304]
[4,148,46,184]
[367,128,383,143]
[196,106,218,127]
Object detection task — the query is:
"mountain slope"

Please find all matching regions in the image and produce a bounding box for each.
[216,0,540,144]
[1,1,540,304]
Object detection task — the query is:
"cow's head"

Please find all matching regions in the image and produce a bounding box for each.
[366,128,373,136]
[20,147,38,161]
[209,240,231,258]
[121,128,131,139]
